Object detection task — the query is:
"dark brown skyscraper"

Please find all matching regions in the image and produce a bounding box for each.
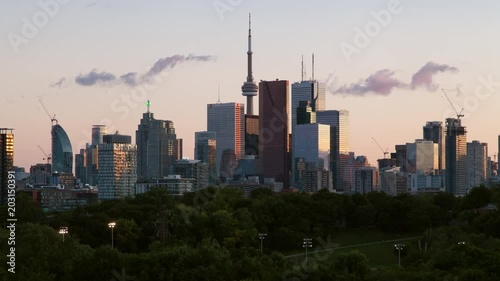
[259,80,290,188]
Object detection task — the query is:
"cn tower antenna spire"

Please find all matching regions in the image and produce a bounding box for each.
[241,13,258,115]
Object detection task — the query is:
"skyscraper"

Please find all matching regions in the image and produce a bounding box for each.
[445,118,467,195]
[194,131,217,184]
[466,140,487,189]
[259,80,290,188]
[316,110,349,190]
[241,14,258,115]
[75,149,86,185]
[395,144,409,173]
[423,121,446,174]
[291,80,325,135]
[92,125,107,146]
[136,101,178,181]
[245,115,259,156]
[176,138,183,160]
[86,125,107,186]
[0,128,14,204]
[406,139,439,174]
[294,123,331,191]
[291,79,325,187]
[207,102,245,178]
[98,132,137,200]
[291,100,317,186]
[355,167,379,194]
[52,124,73,174]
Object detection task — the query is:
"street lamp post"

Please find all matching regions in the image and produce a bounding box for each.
[108,222,116,248]
[303,238,313,264]
[59,226,68,242]
[258,233,267,254]
[394,244,405,267]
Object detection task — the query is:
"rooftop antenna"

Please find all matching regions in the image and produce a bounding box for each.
[304,59,307,82]
[217,82,221,104]
[301,55,304,82]
[312,53,315,81]
[146,100,151,113]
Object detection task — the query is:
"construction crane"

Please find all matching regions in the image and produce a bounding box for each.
[441,88,464,120]
[37,145,52,164]
[372,137,389,159]
[39,98,58,125]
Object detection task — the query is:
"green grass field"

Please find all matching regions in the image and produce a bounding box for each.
[284,228,420,267]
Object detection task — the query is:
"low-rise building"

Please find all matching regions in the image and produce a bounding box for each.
[136,175,193,195]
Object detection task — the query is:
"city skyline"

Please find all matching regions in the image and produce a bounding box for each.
[3,1,500,170]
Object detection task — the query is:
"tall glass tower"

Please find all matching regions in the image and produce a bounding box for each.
[423,121,446,175]
[52,124,73,174]
[136,100,178,181]
[98,133,137,200]
[445,118,467,195]
[316,110,349,190]
[194,131,217,184]
[259,80,290,188]
[207,102,245,178]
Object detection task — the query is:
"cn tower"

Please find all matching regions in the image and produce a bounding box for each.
[241,13,258,115]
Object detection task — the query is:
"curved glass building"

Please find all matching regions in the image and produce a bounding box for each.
[52,124,73,174]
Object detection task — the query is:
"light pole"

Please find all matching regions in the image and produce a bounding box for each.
[258,233,267,254]
[303,238,313,264]
[59,226,68,242]
[108,222,116,248]
[394,244,405,267]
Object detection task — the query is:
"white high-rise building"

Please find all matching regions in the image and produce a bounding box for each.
[98,133,137,200]
[466,140,488,189]
[207,102,245,177]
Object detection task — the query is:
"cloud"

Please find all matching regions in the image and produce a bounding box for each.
[75,70,116,86]
[143,55,186,81]
[410,62,459,91]
[54,54,216,88]
[49,77,67,88]
[329,61,459,96]
[120,72,139,87]
[334,69,406,96]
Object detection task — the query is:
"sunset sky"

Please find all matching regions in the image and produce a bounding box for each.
[2,0,500,170]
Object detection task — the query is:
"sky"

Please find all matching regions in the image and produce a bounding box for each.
[2,0,500,170]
